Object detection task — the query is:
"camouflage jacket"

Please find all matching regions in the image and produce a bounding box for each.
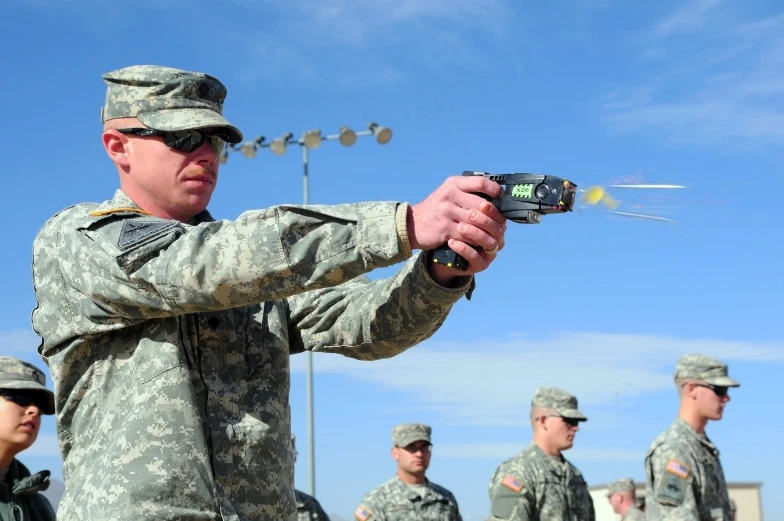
[31,190,472,521]
[622,506,645,521]
[645,418,731,521]
[487,442,595,521]
[355,476,462,521]
[0,458,56,521]
[296,490,330,521]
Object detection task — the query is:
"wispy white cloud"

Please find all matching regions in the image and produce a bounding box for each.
[603,3,784,151]
[436,442,642,461]
[653,0,729,37]
[292,331,782,427]
[229,0,511,87]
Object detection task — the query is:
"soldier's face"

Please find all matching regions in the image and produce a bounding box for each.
[107,121,222,221]
[0,391,42,457]
[546,415,580,450]
[393,441,432,474]
[694,383,730,420]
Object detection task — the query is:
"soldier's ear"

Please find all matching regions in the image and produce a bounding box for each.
[391,446,399,461]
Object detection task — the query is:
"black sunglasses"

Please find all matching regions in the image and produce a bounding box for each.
[0,390,47,411]
[693,383,729,397]
[541,414,580,427]
[117,128,228,154]
[401,442,432,453]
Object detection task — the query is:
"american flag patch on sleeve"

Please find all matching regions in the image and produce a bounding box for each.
[355,506,371,521]
[665,458,690,479]
[501,474,524,493]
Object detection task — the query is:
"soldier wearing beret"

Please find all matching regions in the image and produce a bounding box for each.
[606,478,645,521]
[0,356,56,521]
[30,64,507,521]
[354,423,461,521]
[487,387,595,521]
[644,354,739,520]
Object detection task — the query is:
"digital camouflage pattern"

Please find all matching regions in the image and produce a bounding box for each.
[621,506,645,521]
[645,418,732,521]
[101,65,243,144]
[295,490,330,521]
[0,356,54,415]
[392,423,432,447]
[673,354,740,388]
[355,477,462,521]
[487,442,595,521]
[31,189,473,521]
[530,387,586,421]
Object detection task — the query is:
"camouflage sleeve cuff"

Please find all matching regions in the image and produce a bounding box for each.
[414,253,475,301]
[395,202,413,259]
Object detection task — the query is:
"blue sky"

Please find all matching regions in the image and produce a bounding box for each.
[2,0,783,519]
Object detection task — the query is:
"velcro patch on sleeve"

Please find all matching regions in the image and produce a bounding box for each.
[501,474,524,493]
[665,458,690,479]
[355,506,371,521]
[117,219,180,251]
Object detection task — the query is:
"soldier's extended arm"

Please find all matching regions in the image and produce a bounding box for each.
[286,253,468,360]
[648,451,700,521]
[33,202,411,320]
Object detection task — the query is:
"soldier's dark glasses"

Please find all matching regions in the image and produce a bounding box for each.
[402,442,432,454]
[694,383,729,397]
[0,390,47,410]
[117,128,228,154]
[543,414,580,427]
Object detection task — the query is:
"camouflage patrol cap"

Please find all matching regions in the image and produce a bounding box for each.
[101,65,243,144]
[606,477,635,496]
[392,423,431,447]
[0,356,55,415]
[531,387,587,421]
[674,354,740,387]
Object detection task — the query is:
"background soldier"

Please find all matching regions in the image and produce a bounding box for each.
[644,354,739,521]
[487,387,595,521]
[292,435,330,521]
[0,356,56,521]
[606,478,645,521]
[30,65,506,521]
[354,423,462,521]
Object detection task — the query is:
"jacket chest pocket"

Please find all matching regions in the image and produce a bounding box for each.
[420,499,457,521]
[386,504,417,521]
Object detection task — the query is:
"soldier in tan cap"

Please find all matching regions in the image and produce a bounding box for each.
[31,65,506,521]
[606,478,645,521]
[354,423,462,521]
[487,387,595,521]
[644,354,739,521]
[0,356,56,521]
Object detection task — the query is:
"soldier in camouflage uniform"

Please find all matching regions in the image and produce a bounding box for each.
[0,357,56,521]
[487,387,595,521]
[644,354,739,521]
[30,65,507,521]
[354,423,461,521]
[606,478,645,521]
[291,435,330,521]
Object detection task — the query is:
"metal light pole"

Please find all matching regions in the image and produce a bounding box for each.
[220,122,393,497]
